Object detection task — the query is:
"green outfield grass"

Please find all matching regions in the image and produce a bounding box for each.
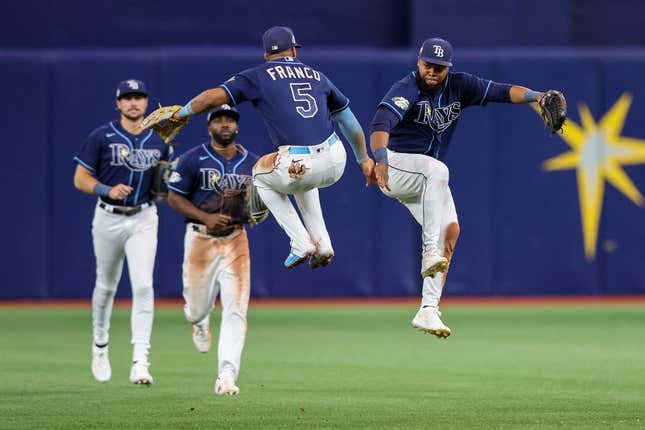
[0,304,644,429]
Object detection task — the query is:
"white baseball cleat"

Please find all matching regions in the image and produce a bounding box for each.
[421,252,449,278]
[192,321,212,353]
[412,307,452,339]
[129,362,154,385]
[91,345,111,383]
[215,376,240,396]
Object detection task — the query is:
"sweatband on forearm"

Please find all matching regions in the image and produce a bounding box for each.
[373,147,388,164]
[524,89,541,103]
[177,101,195,118]
[332,108,369,163]
[93,183,112,197]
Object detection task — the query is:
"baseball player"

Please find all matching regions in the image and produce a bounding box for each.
[370,38,565,338]
[148,26,374,269]
[73,79,172,384]
[166,105,257,396]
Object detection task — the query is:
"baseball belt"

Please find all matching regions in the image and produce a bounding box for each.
[99,201,153,217]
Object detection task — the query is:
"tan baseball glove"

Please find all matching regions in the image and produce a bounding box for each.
[141,105,188,144]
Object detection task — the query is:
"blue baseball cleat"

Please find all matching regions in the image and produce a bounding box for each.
[284,252,308,269]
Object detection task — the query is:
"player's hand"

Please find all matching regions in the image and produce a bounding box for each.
[374,162,390,191]
[108,184,134,200]
[360,158,375,187]
[202,213,232,231]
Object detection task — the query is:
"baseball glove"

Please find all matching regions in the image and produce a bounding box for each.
[141,105,188,144]
[149,158,178,201]
[246,183,269,225]
[538,90,567,133]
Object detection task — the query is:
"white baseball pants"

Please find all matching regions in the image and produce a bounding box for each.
[182,225,250,382]
[91,201,157,364]
[253,133,347,258]
[380,149,459,308]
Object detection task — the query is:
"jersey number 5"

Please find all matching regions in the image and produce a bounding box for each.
[289,83,318,119]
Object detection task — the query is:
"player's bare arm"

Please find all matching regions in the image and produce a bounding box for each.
[173,88,232,121]
[369,131,391,191]
[509,85,544,104]
[509,86,567,131]
[168,190,231,230]
[73,164,133,200]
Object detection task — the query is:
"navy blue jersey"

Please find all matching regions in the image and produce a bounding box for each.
[167,143,259,224]
[379,71,511,159]
[219,57,349,148]
[74,120,171,206]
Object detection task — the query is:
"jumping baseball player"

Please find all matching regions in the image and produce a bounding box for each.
[370,38,565,338]
[142,26,375,269]
[73,79,172,384]
[167,105,258,396]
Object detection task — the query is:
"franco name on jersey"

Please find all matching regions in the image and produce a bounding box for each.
[265,62,321,81]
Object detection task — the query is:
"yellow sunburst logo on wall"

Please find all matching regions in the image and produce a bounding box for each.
[541,93,645,260]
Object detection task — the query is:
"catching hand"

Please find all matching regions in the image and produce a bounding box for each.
[538,90,567,133]
[374,162,390,191]
[141,105,189,144]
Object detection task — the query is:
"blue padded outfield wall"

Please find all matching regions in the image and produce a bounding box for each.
[2,47,645,299]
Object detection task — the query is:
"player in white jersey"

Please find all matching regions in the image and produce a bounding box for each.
[73,79,171,384]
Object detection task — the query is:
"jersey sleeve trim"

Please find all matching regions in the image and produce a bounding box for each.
[330,99,350,115]
[218,84,237,106]
[378,101,404,120]
[167,184,189,195]
[74,156,95,172]
[480,80,492,105]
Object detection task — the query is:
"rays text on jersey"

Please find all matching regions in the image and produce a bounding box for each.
[109,143,162,172]
[414,101,461,132]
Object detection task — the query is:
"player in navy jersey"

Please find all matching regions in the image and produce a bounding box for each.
[370,38,562,338]
[168,26,374,270]
[73,79,171,384]
[167,105,257,396]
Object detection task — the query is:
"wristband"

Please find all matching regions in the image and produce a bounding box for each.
[524,89,540,103]
[374,147,388,164]
[177,102,194,118]
[93,183,112,197]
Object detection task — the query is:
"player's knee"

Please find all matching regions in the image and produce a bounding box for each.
[223,304,248,321]
[425,160,449,184]
[444,222,460,261]
[253,152,278,174]
[94,282,118,295]
[436,162,450,184]
[132,284,154,303]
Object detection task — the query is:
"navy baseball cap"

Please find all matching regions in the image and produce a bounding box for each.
[262,26,302,54]
[207,104,240,123]
[116,79,148,99]
[418,38,453,67]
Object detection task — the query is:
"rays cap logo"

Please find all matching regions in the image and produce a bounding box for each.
[262,26,302,54]
[207,104,240,123]
[418,37,453,67]
[116,79,148,99]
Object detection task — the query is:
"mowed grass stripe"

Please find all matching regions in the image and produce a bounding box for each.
[0,306,643,429]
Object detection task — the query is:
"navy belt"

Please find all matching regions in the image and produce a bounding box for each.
[287,133,339,155]
[99,201,152,216]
